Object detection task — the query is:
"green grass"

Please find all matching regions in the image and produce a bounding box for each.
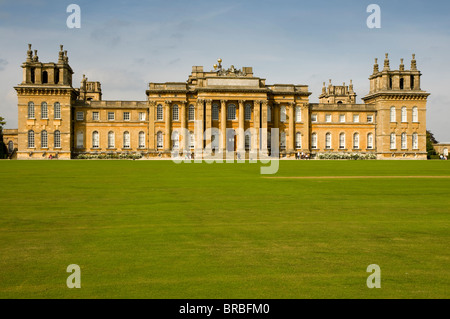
[0,160,449,298]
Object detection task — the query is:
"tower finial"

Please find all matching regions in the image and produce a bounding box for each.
[373,58,379,74]
[58,45,65,63]
[400,58,405,71]
[383,53,390,70]
[26,44,33,62]
[33,50,39,62]
[411,54,417,70]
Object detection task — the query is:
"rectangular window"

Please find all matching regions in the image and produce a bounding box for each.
[325,114,332,123]
[108,112,115,121]
[311,114,317,122]
[339,114,345,123]
[339,134,345,149]
[76,111,84,121]
[367,115,373,123]
[41,131,48,148]
[54,103,61,119]
[123,112,130,121]
[139,112,146,121]
[311,134,317,149]
[93,112,99,121]
[353,114,360,123]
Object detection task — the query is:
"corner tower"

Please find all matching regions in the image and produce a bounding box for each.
[362,54,429,159]
[14,44,77,159]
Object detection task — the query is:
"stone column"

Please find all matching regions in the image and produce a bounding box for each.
[288,102,295,153]
[205,99,212,151]
[220,100,227,153]
[180,101,186,150]
[164,100,171,152]
[261,100,268,154]
[238,100,245,153]
[253,100,260,152]
[149,101,156,150]
[196,99,204,153]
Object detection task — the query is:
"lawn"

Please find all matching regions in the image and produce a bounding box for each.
[0,160,449,298]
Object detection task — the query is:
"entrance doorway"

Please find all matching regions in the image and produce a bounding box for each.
[226,129,236,152]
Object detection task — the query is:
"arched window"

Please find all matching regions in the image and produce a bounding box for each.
[280,106,286,122]
[401,106,407,122]
[390,133,396,149]
[390,106,396,122]
[123,131,130,148]
[267,106,272,122]
[227,104,236,120]
[412,133,418,149]
[92,131,99,148]
[401,132,407,149]
[325,133,331,149]
[157,131,163,149]
[311,133,317,149]
[157,104,163,121]
[139,131,145,148]
[295,132,301,149]
[280,132,286,149]
[353,133,360,149]
[245,131,251,150]
[189,105,195,121]
[108,131,115,148]
[367,133,374,149]
[295,106,301,122]
[28,102,35,119]
[172,105,179,121]
[54,102,61,119]
[172,131,179,149]
[245,104,251,121]
[412,106,418,122]
[41,102,48,119]
[339,133,345,149]
[41,130,48,148]
[400,78,404,90]
[212,104,219,120]
[54,130,61,148]
[77,131,84,148]
[42,71,48,84]
[28,130,35,148]
[189,131,195,149]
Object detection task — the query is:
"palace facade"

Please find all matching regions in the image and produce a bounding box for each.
[7,44,430,159]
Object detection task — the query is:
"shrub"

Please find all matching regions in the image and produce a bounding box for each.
[317,153,377,160]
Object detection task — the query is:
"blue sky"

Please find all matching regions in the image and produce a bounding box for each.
[1,0,449,141]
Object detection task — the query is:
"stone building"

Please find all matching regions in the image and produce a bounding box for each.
[7,44,430,159]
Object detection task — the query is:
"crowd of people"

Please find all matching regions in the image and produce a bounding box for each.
[295,152,310,160]
[439,154,448,160]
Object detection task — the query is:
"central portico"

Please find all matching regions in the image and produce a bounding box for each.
[146,59,311,158]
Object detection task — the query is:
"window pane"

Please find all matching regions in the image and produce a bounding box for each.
[54,131,61,148]
[41,131,48,148]
[54,103,61,119]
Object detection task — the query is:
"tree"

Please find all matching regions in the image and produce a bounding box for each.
[426,130,438,158]
[0,116,7,159]
[0,116,5,131]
